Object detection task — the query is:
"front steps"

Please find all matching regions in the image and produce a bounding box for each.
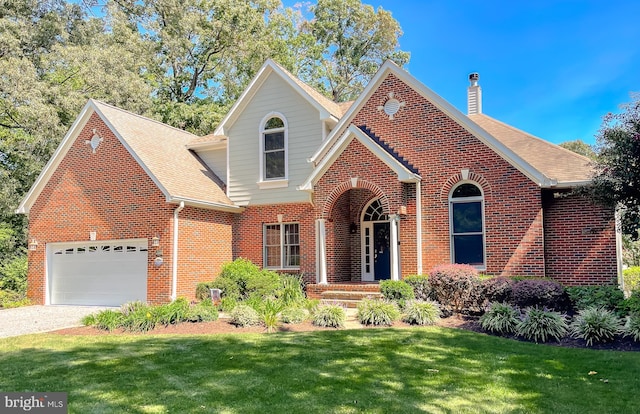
[307,283,382,308]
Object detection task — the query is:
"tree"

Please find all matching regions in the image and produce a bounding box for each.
[306,0,410,102]
[559,139,596,160]
[584,97,640,239]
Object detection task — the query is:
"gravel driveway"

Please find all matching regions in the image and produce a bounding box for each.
[0,305,112,338]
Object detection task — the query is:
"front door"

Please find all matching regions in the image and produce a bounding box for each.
[361,199,391,281]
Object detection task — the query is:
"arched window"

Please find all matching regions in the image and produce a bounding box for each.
[260,114,287,182]
[449,182,485,268]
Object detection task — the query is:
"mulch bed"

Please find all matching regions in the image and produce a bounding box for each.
[52,315,640,351]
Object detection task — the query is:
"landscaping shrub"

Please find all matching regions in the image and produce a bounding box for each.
[620,290,640,316]
[569,307,623,346]
[95,309,125,332]
[482,276,514,304]
[122,306,158,332]
[624,313,640,342]
[195,282,215,301]
[277,274,306,306]
[403,275,432,301]
[186,299,219,322]
[379,280,414,308]
[480,302,520,335]
[211,258,263,301]
[0,255,27,293]
[624,266,640,292]
[312,304,345,328]
[155,297,190,326]
[0,290,30,308]
[280,306,308,324]
[81,313,96,326]
[229,304,261,327]
[256,298,285,332]
[566,285,625,315]
[516,307,568,343]
[429,264,481,314]
[356,299,400,326]
[511,279,567,310]
[402,300,440,326]
[218,297,237,312]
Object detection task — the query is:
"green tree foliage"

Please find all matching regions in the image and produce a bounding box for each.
[559,139,596,160]
[583,97,640,239]
[306,0,410,102]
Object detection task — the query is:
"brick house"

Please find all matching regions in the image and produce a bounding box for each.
[18,60,621,306]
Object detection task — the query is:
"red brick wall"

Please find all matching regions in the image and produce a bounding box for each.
[232,203,316,284]
[543,191,617,285]
[345,73,546,278]
[27,113,234,304]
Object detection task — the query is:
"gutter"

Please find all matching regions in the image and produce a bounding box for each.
[171,201,185,301]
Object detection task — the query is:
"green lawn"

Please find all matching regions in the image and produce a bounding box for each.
[1,327,638,413]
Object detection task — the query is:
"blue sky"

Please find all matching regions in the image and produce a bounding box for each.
[364,0,640,145]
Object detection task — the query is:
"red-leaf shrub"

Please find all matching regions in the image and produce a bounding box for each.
[429,264,482,314]
[482,276,514,304]
[511,279,567,310]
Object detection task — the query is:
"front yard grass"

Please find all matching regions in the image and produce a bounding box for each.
[1,327,638,413]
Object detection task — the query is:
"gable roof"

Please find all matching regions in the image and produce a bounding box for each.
[17,100,241,214]
[309,60,588,188]
[212,59,349,137]
[469,114,594,186]
[299,124,421,192]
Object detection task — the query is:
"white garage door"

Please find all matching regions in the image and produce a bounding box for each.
[49,239,148,306]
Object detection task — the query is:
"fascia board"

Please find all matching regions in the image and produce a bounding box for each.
[167,196,244,213]
[16,100,96,214]
[185,140,227,151]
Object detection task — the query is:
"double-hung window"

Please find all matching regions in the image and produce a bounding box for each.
[449,182,485,268]
[264,223,300,269]
[260,114,287,182]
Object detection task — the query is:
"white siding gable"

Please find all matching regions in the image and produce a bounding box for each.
[197,148,227,185]
[227,73,323,205]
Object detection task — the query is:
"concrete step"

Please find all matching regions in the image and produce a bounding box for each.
[320,290,383,306]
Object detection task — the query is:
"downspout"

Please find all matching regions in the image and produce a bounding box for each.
[172,201,185,301]
[416,181,423,275]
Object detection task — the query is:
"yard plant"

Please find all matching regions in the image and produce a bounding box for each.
[569,307,623,346]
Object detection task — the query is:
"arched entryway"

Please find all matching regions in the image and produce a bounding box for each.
[361,199,391,281]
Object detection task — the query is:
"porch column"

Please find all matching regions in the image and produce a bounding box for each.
[390,214,400,281]
[316,218,328,284]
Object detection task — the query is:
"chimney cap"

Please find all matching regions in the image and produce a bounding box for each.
[469,73,480,85]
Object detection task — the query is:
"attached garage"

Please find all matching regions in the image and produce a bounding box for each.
[48,239,148,306]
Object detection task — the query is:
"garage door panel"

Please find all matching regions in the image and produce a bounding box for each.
[49,240,148,306]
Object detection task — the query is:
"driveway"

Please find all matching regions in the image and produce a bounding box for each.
[0,305,113,338]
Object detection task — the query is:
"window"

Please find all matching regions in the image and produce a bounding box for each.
[449,182,485,267]
[264,223,300,269]
[260,114,287,182]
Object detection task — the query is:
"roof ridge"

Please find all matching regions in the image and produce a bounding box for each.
[90,99,200,139]
[469,113,592,162]
[357,125,419,174]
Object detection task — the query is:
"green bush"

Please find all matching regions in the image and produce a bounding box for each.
[277,274,306,306]
[624,313,640,342]
[211,258,283,301]
[280,306,308,324]
[229,304,261,327]
[122,306,158,332]
[379,280,414,308]
[195,282,216,301]
[81,314,96,326]
[624,266,640,292]
[403,275,432,301]
[516,307,568,343]
[429,264,482,314]
[620,291,640,316]
[569,307,623,346]
[312,304,345,328]
[186,299,219,322]
[0,254,27,293]
[257,298,285,333]
[155,297,190,326]
[402,300,440,326]
[218,297,237,312]
[480,302,520,335]
[357,299,400,326]
[95,309,125,332]
[566,285,625,315]
[0,290,30,308]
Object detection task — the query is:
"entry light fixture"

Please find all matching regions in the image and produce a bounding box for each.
[29,239,38,251]
[350,222,358,234]
[152,236,160,247]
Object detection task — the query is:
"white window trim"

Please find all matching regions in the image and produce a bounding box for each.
[448,181,487,270]
[258,112,288,186]
[263,222,300,270]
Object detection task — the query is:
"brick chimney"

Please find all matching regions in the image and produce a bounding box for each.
[467,73,482,115]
